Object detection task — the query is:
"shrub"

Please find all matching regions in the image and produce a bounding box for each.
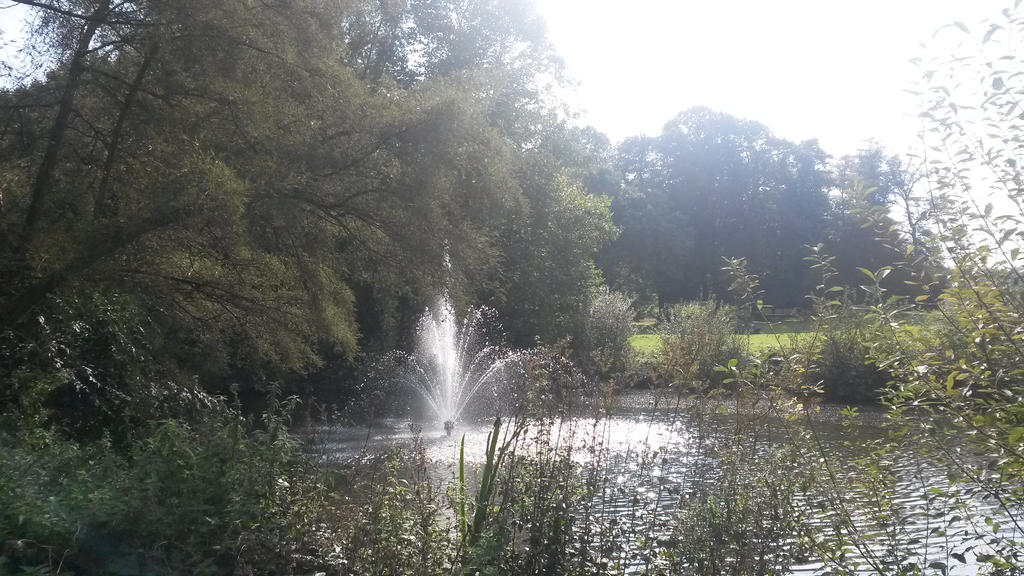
[579,287,635,381]
[807,308,890,403]
[666,446,807,575]
[341,444,450,575]
[0,398,342,575]
[656,301,744,387]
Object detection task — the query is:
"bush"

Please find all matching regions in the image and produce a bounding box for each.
[0,398,341,575]
[655,301,744,387]
[666,446,807,575]
[579,287,635,381]
[806,309,890,403]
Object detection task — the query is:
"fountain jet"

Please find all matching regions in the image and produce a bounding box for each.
[406,295,515,427]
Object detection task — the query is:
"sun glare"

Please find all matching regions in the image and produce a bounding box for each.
[538,0,1001,154]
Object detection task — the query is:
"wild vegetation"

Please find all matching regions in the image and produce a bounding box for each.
[0,0,1022,574]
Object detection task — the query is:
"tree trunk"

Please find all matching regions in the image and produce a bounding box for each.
[21,0,110,247]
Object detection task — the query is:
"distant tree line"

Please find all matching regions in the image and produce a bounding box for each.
[598,108,940,312]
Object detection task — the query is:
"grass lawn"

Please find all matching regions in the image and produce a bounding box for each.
[628,327,812,355]
[744,320,813,353]
[741,332,808,353]
[628,315,930,357]
[628,334,663,354]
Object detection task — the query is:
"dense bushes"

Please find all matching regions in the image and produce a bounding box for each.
[666,445,807,575]
[0,400,341,575]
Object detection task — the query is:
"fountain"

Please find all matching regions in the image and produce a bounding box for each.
[405,294,518,429]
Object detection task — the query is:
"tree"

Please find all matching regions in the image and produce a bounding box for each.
[0,0,615,431]
[601,107,832,309]
[827,147,937,300]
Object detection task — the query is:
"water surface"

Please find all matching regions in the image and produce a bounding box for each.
[313,391,1019,575]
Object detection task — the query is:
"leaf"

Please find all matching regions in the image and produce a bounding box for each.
[983,24,1000,43]
[857,267,875,281]
[1009,427,1024,445]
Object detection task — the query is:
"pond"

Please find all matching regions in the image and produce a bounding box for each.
[312,391,1018,575]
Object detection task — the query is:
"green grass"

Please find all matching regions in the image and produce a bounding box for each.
[628,334,663,354]
[628,316,930,356]
[742,332,808,353]
[752,320,810,333]
[628,329,811,355]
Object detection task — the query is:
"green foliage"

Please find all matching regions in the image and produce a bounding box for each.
[467,418,505,546]
[600,109,935,312]
[492,171,617,348]
[1,2,1022,575]
[0,292,220,441]
[602,107,832,308]
[0,0,615,428]
[809,308,890,403]
[666,446,807,575]
[656,301,745,387]
[580,287,635,380]
[782,9,1024,571]
[342,444,449,575]
[336,409,591,575]
[854,13,1024,568]
[459,434,469,543]
[0,400,341,575]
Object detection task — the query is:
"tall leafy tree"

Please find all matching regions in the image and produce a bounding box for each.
[0,0,614,430]
[827,147,936,299]
[601,107,831,308]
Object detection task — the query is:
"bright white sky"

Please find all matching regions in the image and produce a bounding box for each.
[536,0,1007,156]
[0,1,1008,157]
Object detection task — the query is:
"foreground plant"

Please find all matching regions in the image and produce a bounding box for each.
[0,396,344,575]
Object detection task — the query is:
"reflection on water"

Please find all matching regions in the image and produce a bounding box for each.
[311,392,1018,575]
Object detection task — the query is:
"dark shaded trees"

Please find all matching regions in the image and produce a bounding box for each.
[827,146,938,299]
[601,107,831,308]
[598,110,938,312]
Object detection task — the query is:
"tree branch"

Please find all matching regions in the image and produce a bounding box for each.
[95,41,160,216]
[2,205,186,326]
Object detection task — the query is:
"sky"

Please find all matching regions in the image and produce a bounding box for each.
[0,1,1009,157]
[535,0,1007,156]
